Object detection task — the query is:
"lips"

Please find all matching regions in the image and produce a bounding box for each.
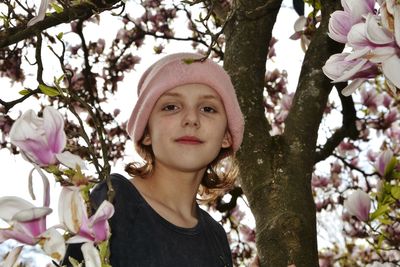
[175,136,203,145]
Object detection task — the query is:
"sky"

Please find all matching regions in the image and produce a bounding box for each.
[0,0,310,265]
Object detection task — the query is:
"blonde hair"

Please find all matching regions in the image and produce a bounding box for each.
[125,140,239,203]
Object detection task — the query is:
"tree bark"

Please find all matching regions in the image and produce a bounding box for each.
[224,0,344,266]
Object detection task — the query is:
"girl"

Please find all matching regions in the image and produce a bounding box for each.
[64,52,244,267]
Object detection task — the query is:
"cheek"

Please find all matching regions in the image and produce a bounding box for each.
[148,117,175,139]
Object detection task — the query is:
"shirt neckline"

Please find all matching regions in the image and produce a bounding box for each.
[119,175,203,235]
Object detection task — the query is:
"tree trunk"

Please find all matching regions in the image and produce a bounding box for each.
[224,1,344,266]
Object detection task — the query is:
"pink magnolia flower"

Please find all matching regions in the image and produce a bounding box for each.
[10,107,85,169]
[239,224,256,243]
[311,174,330,188]
[322,53,378,96]
[341,0,376,23]
[344,189,371,221]
[383,107,399,128]
[347,14,400,91]
[0,196,66,261]
[360,87,383,112]
[230,206,245,226]
[374,149,395,176]
[59,186,114,244]
[324,0,400,95]
[10,107,65,166]
[328,0,375,43]
[276,93,293,123]
[290,16,311,52]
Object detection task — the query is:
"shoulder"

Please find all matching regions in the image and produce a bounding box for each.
[199,208,233,266]
[199,208,227,237]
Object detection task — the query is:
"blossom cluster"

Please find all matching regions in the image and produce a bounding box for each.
[323,0,400,96]
[1,107,114,267]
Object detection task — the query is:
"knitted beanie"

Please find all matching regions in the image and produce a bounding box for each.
[126,52,244,152]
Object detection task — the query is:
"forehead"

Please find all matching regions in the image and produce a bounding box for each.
[159,84,222,100]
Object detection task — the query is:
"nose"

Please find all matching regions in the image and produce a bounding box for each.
[182,109,200,128]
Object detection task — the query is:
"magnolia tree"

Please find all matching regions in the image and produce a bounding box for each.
[0,0,400,266]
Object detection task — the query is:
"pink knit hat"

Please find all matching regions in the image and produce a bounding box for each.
[126,53,244,152]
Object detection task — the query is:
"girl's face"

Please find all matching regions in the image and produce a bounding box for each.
[142,83,232,174]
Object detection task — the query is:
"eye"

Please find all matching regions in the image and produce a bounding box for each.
[162,104,179,111]
[201,106,216,113]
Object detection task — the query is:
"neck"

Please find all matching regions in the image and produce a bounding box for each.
[133,162,206,221]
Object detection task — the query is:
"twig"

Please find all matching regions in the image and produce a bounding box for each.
[315,83,359,163]
[0,89,41,113]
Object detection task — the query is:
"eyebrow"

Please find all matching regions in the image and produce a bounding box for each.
[161,92,221,100]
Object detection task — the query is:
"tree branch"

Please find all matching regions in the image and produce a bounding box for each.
[0,1,122,49]
[0,89,41,113]
[315,83,359,163]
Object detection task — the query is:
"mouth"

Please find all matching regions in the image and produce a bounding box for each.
[175,136,203,145]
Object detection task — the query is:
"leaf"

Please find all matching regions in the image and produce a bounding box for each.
[19,89,31,95]
[63,169,77,177]
[56,74,65,84]
[39,84,60,97]
[392,171,400,180]
[50,3,64,13]
[57,32,64,40]
[182,58,196,64]
[370,204,390,220]
[391,186,400,200]
[377,233,385,248]
[98,240,111,267]
[379,217,392,225]
[384,157,398,177]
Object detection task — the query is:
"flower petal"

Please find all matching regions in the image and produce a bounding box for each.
[382,54,400,88]
[12,207,52,222]
[369,46,397,63]
[81,242,101,267]
[0,197,34,222]
[66,235,94,244]
[341,0,375,22]
[345,47,370,61]
[347,23,370,49]
[56,151,87,170]
[29,164,51,207]
[27,0,49,27]
[293,15,306,32]
[2,246,23,267]
[40,228,66,261]
[59,187,87,233]
[366,14,394,45]
[328,11,353,43]
[393,5,400,47]
[43,107,66,154]
[0,227,37,245]
[341,78,366,96]
[89,200,114,242]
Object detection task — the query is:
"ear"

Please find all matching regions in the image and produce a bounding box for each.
[221,130,233,148]
[141,133,152,146]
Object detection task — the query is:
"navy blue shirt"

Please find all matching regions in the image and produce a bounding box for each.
[63,173,232,267]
